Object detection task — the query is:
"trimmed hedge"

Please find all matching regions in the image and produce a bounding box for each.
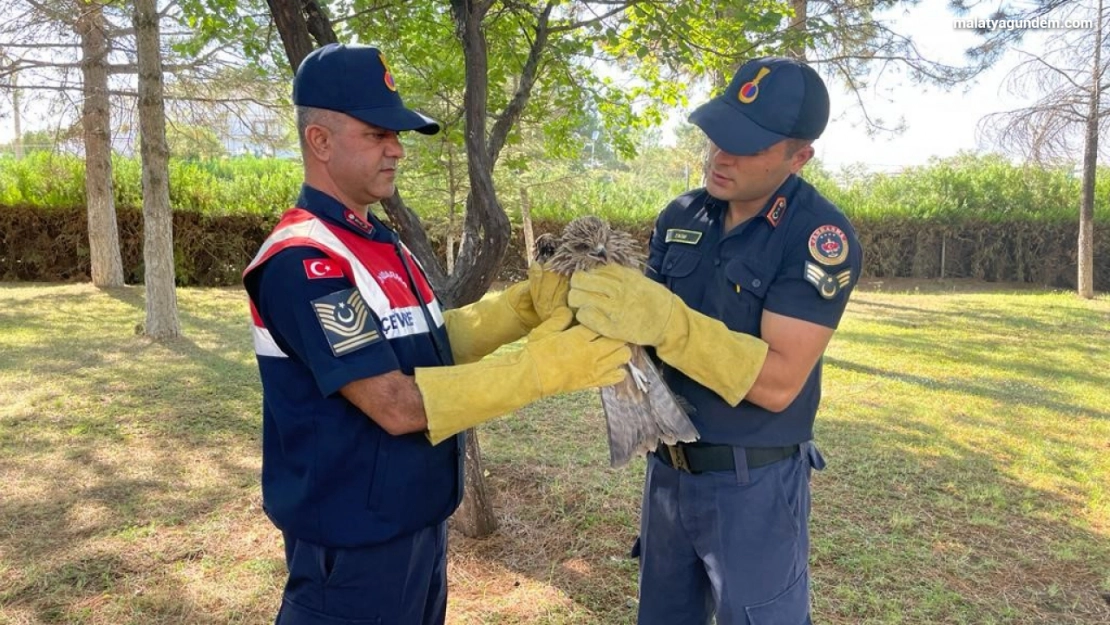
[1,206,1106,291]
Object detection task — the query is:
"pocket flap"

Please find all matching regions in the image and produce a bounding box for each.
[725,258,772,298]
[659,247,701,279]
[744,568,809,624]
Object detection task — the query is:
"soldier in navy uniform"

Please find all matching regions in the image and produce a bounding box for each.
[569,57,863,624]
[244,43,630,625]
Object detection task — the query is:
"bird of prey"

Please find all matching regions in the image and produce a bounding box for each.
[535,216,699,467]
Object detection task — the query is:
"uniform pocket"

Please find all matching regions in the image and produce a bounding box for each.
[659,246,701,278]
[724,257,772,298]
[744,568,810,625]
[659,247,703,304]
[365,430,387,511]
[723,258,773,334]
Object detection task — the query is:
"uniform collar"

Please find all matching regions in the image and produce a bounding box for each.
[703,174,800,229]
[758,174,800,229]
[296,184,394,242]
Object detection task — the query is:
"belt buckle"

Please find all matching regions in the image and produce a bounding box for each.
[666,444,691,473]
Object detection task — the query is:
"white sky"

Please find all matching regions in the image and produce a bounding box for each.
[816,0,1060,172]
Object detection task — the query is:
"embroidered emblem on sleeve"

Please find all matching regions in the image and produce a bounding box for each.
[804,262,852,300]
[808,225,849,266]
[311,288,381,356]
[303,258,343,280]
[665,229,703,245]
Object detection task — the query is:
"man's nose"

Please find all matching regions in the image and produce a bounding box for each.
[711,146,734,165]
[385,134,405,158]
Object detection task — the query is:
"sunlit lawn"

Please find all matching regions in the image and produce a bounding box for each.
[0,280,1107,624]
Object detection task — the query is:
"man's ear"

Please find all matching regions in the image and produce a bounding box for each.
[304,124,332,162]
[790,144,815,173]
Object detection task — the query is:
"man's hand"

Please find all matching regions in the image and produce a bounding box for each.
[568,264,676,346]
[570,264,768,407]
[527,262,570,323]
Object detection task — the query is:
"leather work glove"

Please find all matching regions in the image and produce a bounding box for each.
[442,263,569,364]
[528,262,570,322]
[417,307,631,445]
[568,264,769,406]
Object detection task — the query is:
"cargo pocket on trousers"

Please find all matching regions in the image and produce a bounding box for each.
[743,568,809,625]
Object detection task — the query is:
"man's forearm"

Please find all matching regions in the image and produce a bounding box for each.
[340,371,428,436]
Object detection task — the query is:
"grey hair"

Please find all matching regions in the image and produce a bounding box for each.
[295,106,338,153]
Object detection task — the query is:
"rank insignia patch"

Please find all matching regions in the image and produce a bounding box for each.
[665,229,703,245]
[311,288,381,356]
[766,197,787,227]
[808,225,849,266]
[344,210,374,234]
[804,262,852,300]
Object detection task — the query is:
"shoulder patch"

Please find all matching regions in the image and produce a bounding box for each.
[303,258,344,280]
[804,262,852,300]
[808,225,849,266]
[311,288,381,356]
[665,229,703,245]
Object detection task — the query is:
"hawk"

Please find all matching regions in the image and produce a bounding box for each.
[535,216,699,467]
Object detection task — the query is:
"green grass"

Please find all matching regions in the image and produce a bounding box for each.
[1,280,1108,624]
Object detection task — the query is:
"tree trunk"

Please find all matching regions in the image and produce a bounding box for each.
[521,186,534,263]
[265,0,321,74]
[788,0,808,61]
[134,0,180,338]
[1077,0,1103,299]
[76,1,124,287]
[448,0,509,538]
[454,430,498,537]
[12,76,22,159]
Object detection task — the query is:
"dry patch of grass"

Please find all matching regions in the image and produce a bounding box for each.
[1,281,1108,624]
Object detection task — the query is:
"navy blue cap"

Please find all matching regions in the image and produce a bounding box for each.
[689,57,829,156]
[293,44,440,135]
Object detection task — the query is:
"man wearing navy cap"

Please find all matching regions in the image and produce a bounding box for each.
[570,57,862,624]
[243,43,630,624]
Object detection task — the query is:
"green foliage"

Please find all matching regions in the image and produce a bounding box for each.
[0,153,302,216]
[165,123,228,160]
[1,151,1106,226]
[0,153,85,207]
[805,153,1108,224]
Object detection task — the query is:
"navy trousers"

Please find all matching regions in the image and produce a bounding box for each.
[636,443,825,625]
[275,522,448,625]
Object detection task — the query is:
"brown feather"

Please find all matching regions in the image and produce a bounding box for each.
[537,217,698,467]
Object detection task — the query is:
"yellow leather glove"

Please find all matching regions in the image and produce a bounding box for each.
[528,262,570,322]
[568,264,769,406]
[442,263,570,364]
[418,308,631,445]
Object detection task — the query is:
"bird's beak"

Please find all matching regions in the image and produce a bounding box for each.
[592,246,608,261]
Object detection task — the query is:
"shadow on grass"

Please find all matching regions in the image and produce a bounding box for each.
[449,406,1110,624]
[0,285,272,623]
[826,356,1110,421]
[809,413,1110,624]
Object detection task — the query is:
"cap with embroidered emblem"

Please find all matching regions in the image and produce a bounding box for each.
[293,43,440,135]
[689,57,829,156]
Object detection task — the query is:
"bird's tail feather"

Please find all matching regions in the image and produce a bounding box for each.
[601,345,699,467]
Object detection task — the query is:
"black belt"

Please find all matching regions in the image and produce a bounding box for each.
[655,442,799,474]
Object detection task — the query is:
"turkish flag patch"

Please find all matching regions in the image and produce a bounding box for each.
[303,258,343,280]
